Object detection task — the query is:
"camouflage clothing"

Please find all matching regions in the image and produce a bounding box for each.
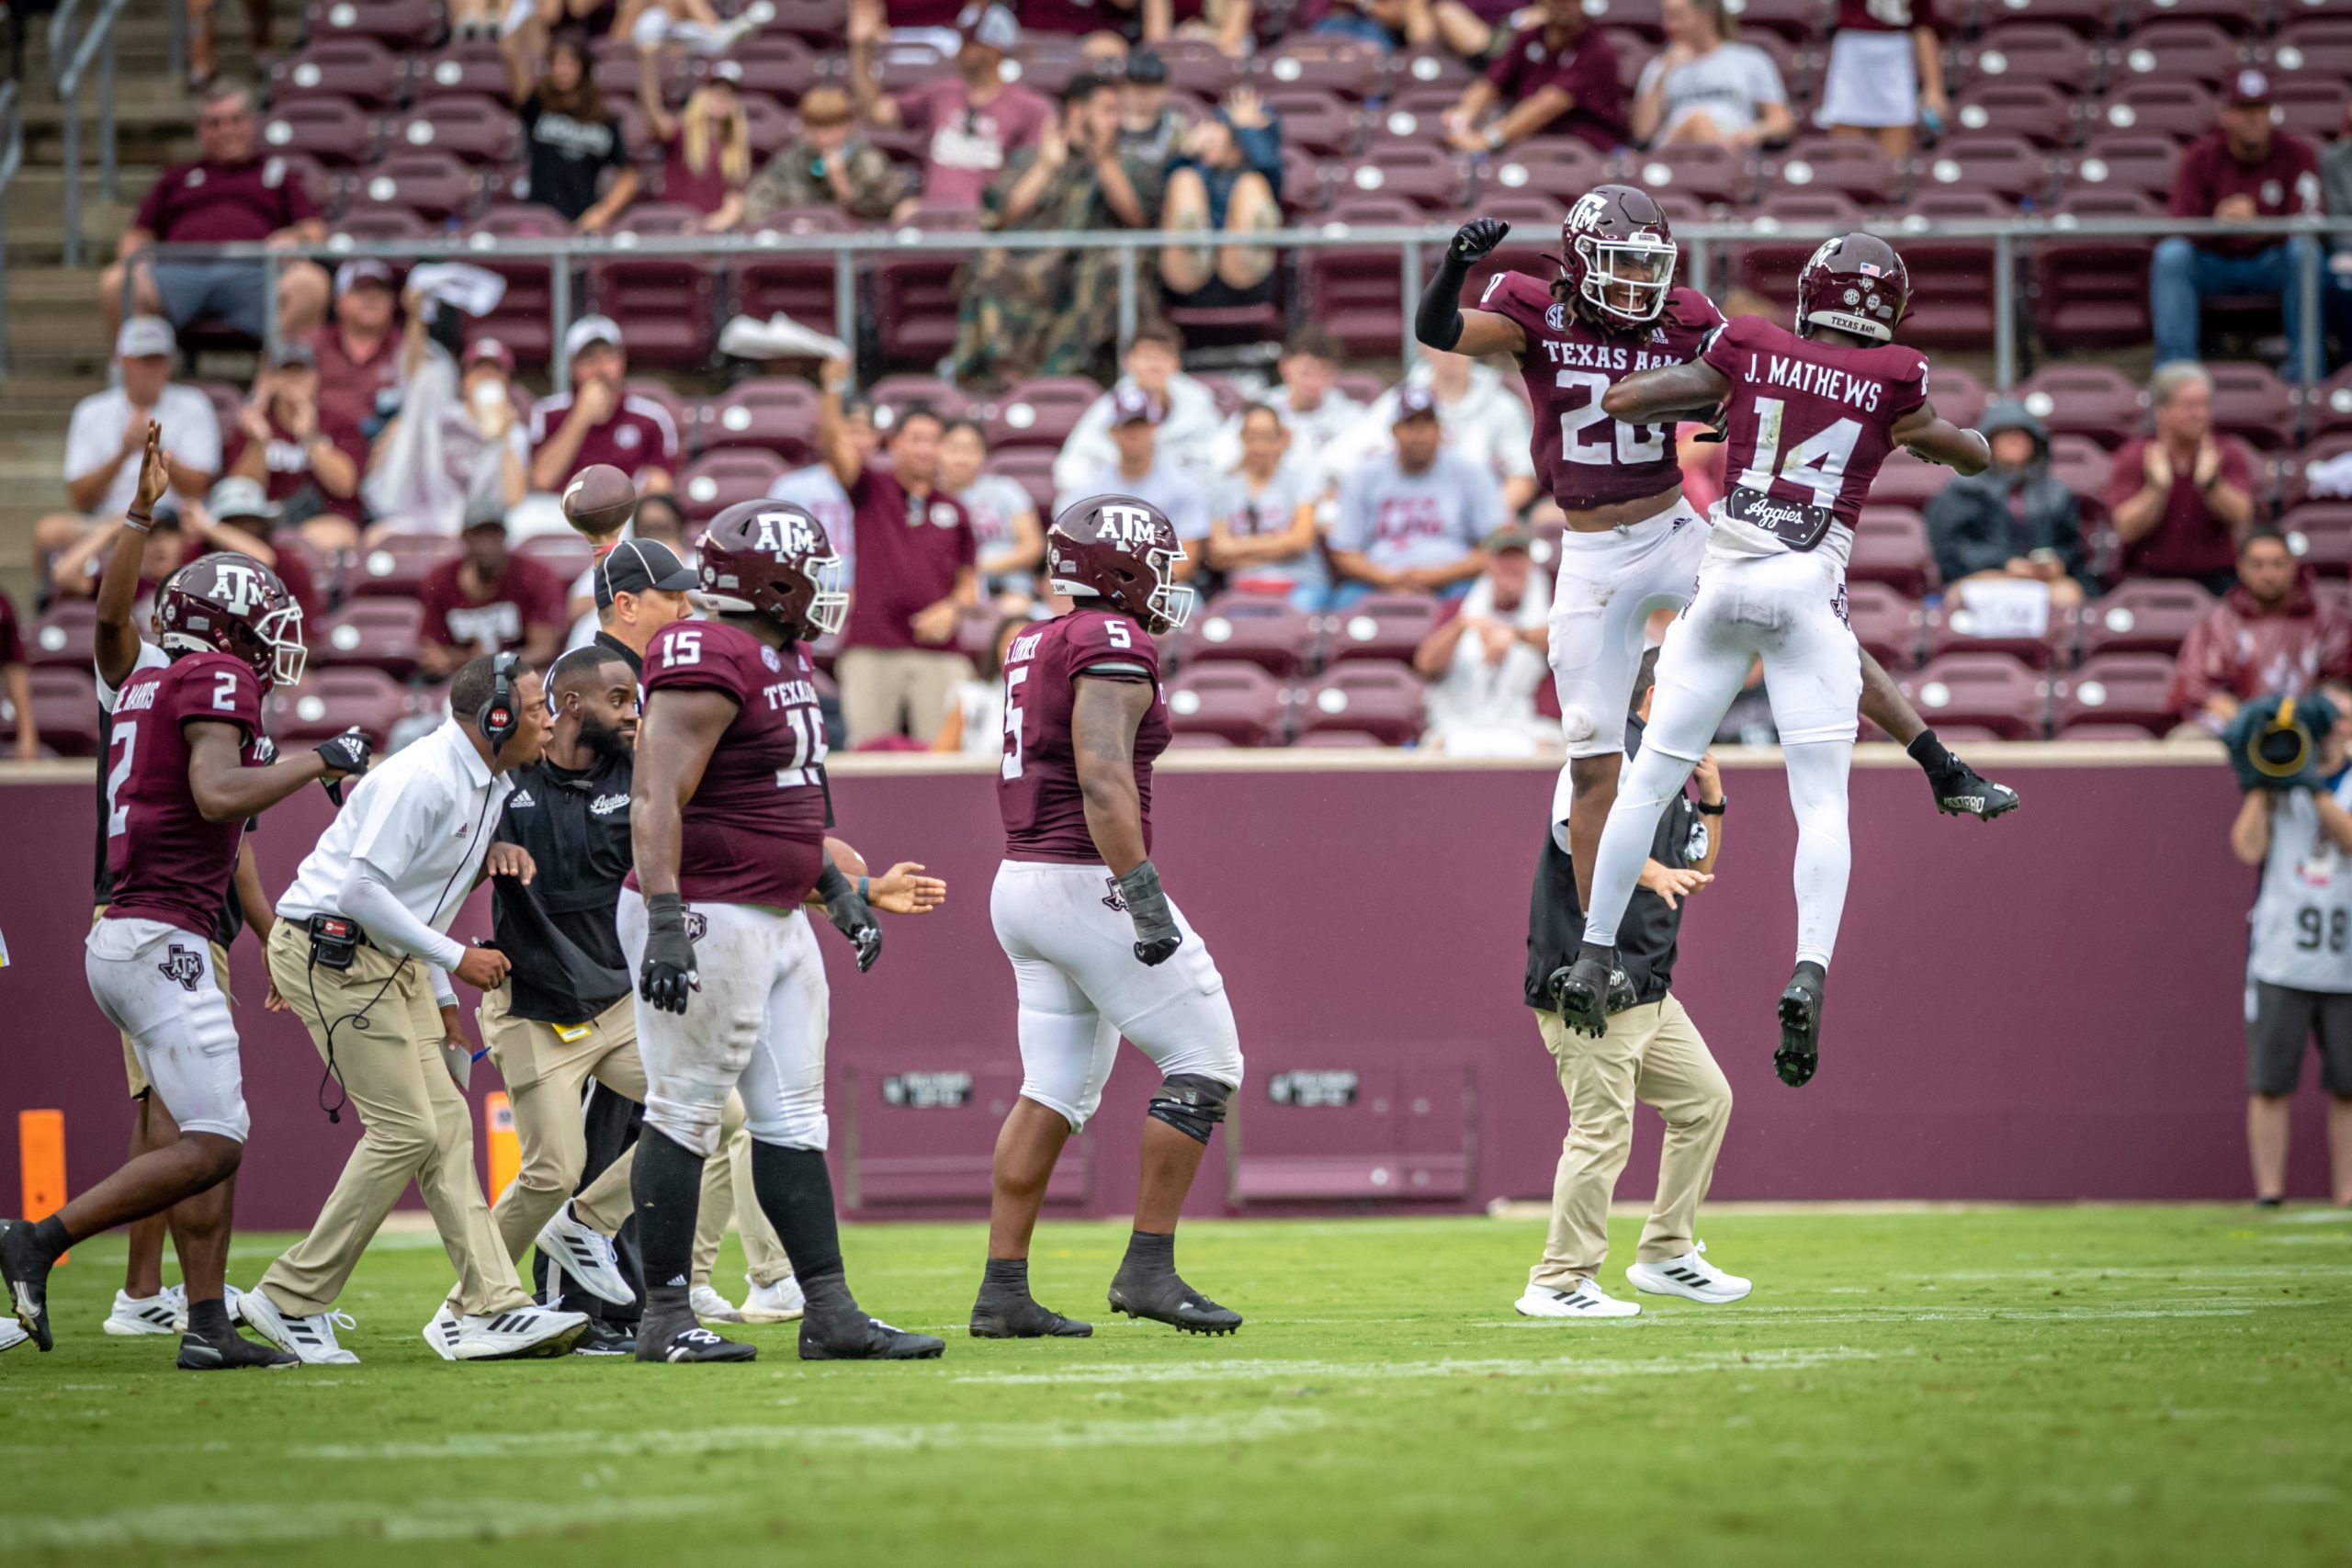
[744,136,906,224]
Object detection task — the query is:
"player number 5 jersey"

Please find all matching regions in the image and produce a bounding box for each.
[102,650,266,940]
[999,609,1171,864]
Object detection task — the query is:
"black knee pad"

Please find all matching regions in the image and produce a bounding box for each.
[1146,1074,1232,1145]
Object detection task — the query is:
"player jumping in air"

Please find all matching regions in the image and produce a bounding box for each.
[622,499,943,1364]
[1415,185,2016,919]
[970,496,1246,1339]
[1555,234,1994,1083]
[1,428,372,1366]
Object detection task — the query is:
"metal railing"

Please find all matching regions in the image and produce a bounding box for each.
[125,212,2350,393]
[0,81,22,375]
[51,0,132,268]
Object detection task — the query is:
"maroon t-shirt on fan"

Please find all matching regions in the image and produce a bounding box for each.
[895,76,1056,209]
[1480,273,1724,512]
[1700,314,1931,547]
[134,156,320,243]
[1000,608,1170,864]
[417,556,567,655]
[102,651,266,938]
[1482,25,1627,151]
[2169,131,2323,258]
[526,389,681,487]
[843,468,976,650]
[224,408,370,516]
[634,618,831,909]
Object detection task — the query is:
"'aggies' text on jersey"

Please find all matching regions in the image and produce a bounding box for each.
[999,608,1171,863]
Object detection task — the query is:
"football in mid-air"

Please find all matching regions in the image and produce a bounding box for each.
[561,463,638,536]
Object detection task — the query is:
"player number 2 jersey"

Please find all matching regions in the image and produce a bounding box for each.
[639,618,831,910]
[1480,274,1724,512]
[999,608,1171,864]
[102,650,266,939]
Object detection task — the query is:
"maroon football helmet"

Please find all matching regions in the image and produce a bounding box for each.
[156,552,306,690]
[1557,184,1678,327]
[1797,232,1911,344]
[696,500,847,639]
[1046,495,1194,634]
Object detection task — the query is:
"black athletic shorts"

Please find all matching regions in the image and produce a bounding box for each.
[2246,981,2352,1097]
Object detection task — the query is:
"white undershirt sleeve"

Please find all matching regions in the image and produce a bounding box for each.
[338,857,467,971]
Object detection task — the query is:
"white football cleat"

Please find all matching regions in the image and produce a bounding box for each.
[739,1275,806,1324]
[103,1287,181,1337]
[1626,1244,1752,1303]
[535,1201,634,1306]
[1514,1278,1641,1319]
[236,1289,361,1364]
[0,1316,27,1353]
[451,1305,589,1361]
[690,1284,745,1324]
[423,1296,462,1361]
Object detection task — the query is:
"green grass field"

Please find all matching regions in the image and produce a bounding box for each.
[3,1206,2348,1566]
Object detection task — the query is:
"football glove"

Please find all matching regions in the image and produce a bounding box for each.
[817,865,883,973]
[313,728,373,805]
[639,892,699,1014]
[1449,217,1510,264]
[1118,860,1182,967]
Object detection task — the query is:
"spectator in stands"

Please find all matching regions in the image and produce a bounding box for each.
[2108,363,2257,594]
[1815,0,1946,162]
[226,342,368,552]
[1414,526,1555,754]
[2154,71,2327,384]
[818,356,980,746]
[1023,0,1174,49]
[1923,400,2091,611]
[1298,0,1412,51]
[1322,347,1538,514]
[1054,389,1213,575]
[932,615,1027,756]
[99,81,329,347]
[1160,86,1283,308]
[417,502,570,680]
[847,0,1054,218]
[938,421,1046,605]
[1117,51,1190,168]
[185,0,271,95]
[311,260,405,439]
[1205,403,1327,610]
[637,46,752,231]
[364,302,530,538]
[1054,323,1223,492]
[34,318,221,581]
[769,396,876,582]
[199,477,323,619]
[0,588,33,760]
[1630,0,1793,151]
[951,73,1166,386]
[1208,327,1366,491]
[743,85,907,224]
[1443,0,1626,155]
[507,33,640,232]
[1329,389,1498,605]
[615,0,764,55]
[2169,530,2352,737]
[528,316,680,495]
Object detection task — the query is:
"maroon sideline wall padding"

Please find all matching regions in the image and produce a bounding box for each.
[0,750,2325,1229]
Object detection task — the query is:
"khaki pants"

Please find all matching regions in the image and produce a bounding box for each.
[1530,996,1733,1291]
[835,646,974,748]
[477,984,791,1289]
[96,904,230,1100]
[258,921,532,1317]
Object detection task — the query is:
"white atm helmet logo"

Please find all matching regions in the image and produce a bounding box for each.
[1566,192,1610,231]
[209,559,266,616]
[749,508,825,558]
[1093,503,1164,548]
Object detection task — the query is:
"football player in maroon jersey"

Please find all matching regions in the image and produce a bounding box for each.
[621,499,944,1364]
[1556,234,1993,1083]
[1416,186,2016,916]
[972,495,1246,1339]
[1,457,370,1366]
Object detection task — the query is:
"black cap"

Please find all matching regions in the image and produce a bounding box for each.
[1125,50,1166,85]
[594,537,698,610]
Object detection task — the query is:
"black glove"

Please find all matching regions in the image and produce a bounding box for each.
[639,892,699,1014]
[1117,860,1182,967]
[1450,217,1510,263]
[816,863,882,973]
[313,728,373,805]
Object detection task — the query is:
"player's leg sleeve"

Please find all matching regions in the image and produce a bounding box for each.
[618,889,751,1158]
[735,911,831,1152]
[1781,737,1854,969]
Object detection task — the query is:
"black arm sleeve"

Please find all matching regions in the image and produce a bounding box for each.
[1415,249,1474,353]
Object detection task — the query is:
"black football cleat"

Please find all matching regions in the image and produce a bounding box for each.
[637,1311,757,1363]
[571,1317,637,1357]
[1106,1265,1243,1336]
[799,1307,945,1360]
[970,1288,1093,1339]
[1547,953,1616,1038]
[1775,962,1826,1089]
[176,1325,298,1371]
[1928,756,2020,821]
[0,1219,54,1352]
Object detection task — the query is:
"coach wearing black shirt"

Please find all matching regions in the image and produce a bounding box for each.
[1516,651,1747,1321]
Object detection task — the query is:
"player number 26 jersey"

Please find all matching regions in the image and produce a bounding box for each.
[102,650,266,940]
[999,609,1171,864]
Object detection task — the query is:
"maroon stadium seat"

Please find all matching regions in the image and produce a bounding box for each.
[1862,453,1953,515]
[1263,90,1359,158]
[302,0,443,46]
[261,96,380,167]
[2110,22,2245,91]
[721,35,821,101]
[1326,593,1439,667]
[1628,143,1755,208]
[865,376,973,430]
[389,96,521,167]
[2274,435,2352,514]
[1899,653,2050,739]
[873,214,984,369]
[1179,591,1319,679]
[2309,367,2352,442]
[1165,663,1290,746]
[2283,505,2352,577]
[1337,147,1467,211]
[870,39,952,95]
[1915,135,2051,207]
[1389,47,1476,94]
[736,207,852,347]
[2095,79,2222,141]
[1305,196,1427,358]
[752,0,844,46]
[2270,77,2352,141]
[1925,596,2075,671]
[458,204,571,366]
[2015,365,2144,448]
[1928,365,1988,431]
[326,207,430,246]
[987,447,1058,513]
[1582,0,1663,39]
[1848,506,1936,597]
[514,532,595,585]
[9,668,102,756]
[259,149,342,216]
[2036,187,2162,348]
[1713,0,1822,42]
[2049,652,2180,735]
[695,378,820,463]
[346,152,482,223]
[2064,133,2180,201]
[1885,192,2006,347]
[2268,18,2352,81]
[985,378,1102,451]
[270,37,407,109]
[1279,143,1333,214]
[2046,437,2118,522]
[350,533,459,601]
[268,668,412,750]
[1156,37,1243,97]
[25,600,96,669]
[412,39,508,103]
[1766,140,1897,206]
[1293,729,1384,748]
[2205,363,2297,452]
[590,37,691,104]
[1844,582,1925,671]
[1732,192,1872,314]
[675,449,788,525]
[1980,0,2115,39]
[1482,141,1611,207]
[1957,23,2100,94]
[587,205,717,367]
[1298,661,1426,746]
[1255,39,1385,99]
[2074,581,2220,660]
[2137,0,2268,35]
[1949,81,2076,148]
[1459,194,1569,301]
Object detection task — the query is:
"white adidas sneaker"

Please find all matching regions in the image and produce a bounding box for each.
[690,1284,746,1324]
[739,1275,806,1324]
[1514,1278,1642,1319]
[0,1315,26,1352]
[1625,1243,1752,1303]
[237,1289,361,1364]
[102,1288,180,1337]
[535,1201,634,1307]
[451,1304,589,1361]
[423,1296,462,1361]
